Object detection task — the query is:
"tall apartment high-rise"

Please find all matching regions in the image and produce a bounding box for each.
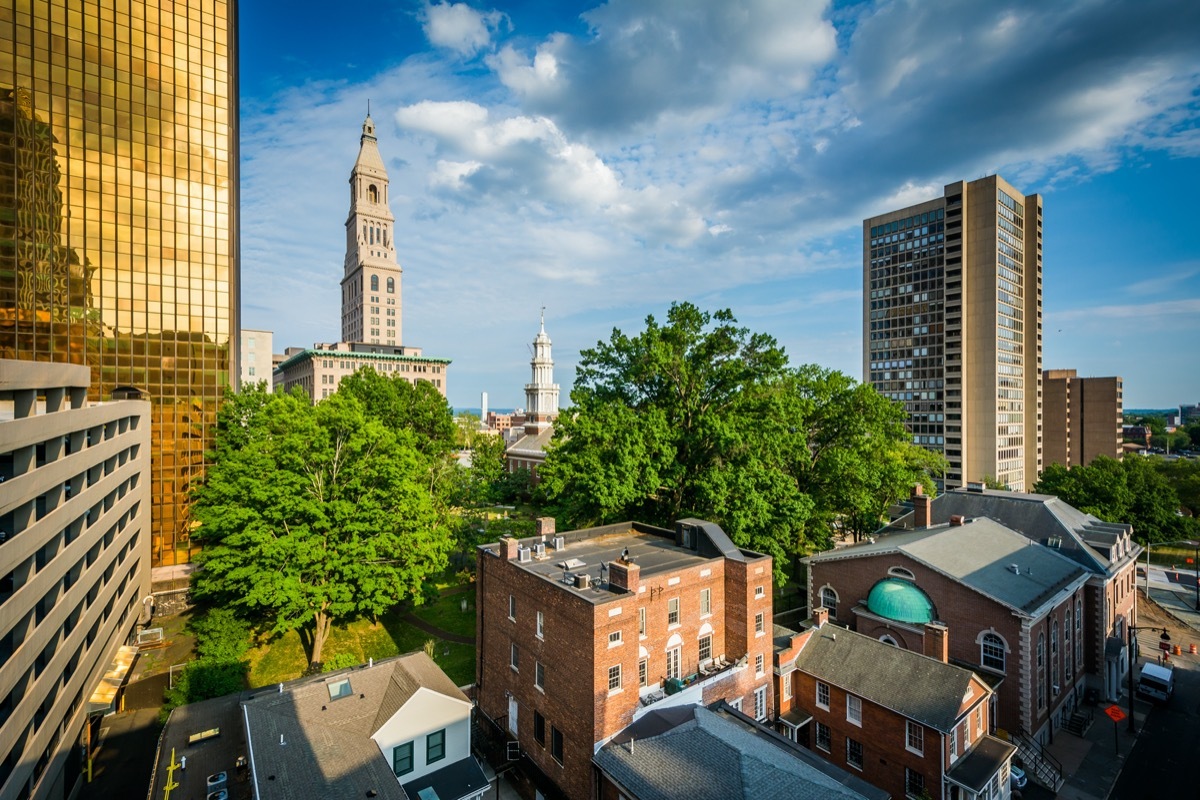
[1,1,238,572]
[341,114,401,346]
[864,176,1042,491]
[1043,369,1123,468]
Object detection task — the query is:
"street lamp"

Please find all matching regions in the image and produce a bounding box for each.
[1126,625,1170,733]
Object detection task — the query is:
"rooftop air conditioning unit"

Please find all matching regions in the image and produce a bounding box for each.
[517,547,532,563]
[534,543,546,559]
[553,536,565,551]
[574,574,591,589]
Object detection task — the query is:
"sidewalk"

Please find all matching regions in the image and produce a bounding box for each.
[1042,588,1200,800]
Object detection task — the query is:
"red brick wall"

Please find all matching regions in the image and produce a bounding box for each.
[477,541,774,798]
[809,552,1085,737]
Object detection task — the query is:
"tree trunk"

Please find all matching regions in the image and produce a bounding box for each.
[310,611,331,668]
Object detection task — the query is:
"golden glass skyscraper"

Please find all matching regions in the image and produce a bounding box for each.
[1,1,237,570]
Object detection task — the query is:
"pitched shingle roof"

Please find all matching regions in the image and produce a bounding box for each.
[594,705,885,800]
[792,625,981,733]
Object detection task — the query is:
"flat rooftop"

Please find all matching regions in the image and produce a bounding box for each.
[482,520,758,605]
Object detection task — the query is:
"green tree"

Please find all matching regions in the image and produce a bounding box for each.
[1034,455,1191,543]
[1157,456,1200,516]
[538,303,943,581]
[191,389,452,669]
[336,367,457,457]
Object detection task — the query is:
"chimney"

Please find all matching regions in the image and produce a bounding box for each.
[812,606,830,629]
[912,484,932,529]
[503,537,519,560]
[535,517,556,538]
[923,622,949,663]
[608,560,640,593]
[949,515,966,527]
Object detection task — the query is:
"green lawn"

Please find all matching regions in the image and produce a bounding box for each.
[411,591,476,638]
[1146,544,1200,567]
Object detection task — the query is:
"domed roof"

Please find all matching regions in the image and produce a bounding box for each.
[866,578,935,624]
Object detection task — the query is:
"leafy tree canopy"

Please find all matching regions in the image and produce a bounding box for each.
[192,388,453,668]
[337,367,457,457]
[537,303,945,583]
[1034,455,1195,543]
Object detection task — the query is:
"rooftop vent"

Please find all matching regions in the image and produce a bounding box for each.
[1009,564,1020,575]
[553,536,565,551]
[1047,536,1062,549]
[518,547,532,563]
[574,573,592,590]
[534,543,547,559]
[967,481,986,493]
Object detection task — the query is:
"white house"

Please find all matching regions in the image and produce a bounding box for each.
[241,652,487,800]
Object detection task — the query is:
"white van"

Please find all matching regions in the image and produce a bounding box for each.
[1136,663,1175,702]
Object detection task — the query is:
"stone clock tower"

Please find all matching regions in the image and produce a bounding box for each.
[341,113,402,345]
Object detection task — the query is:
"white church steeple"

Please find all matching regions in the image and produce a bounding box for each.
[340,111,402,345]
[524,309,559,433]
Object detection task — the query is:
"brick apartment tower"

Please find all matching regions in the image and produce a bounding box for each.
[475,519,775,799]
[864,175,1043,491]
[1042,370,1123,469]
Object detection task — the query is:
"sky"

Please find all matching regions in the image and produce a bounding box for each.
[238,0,1200,410]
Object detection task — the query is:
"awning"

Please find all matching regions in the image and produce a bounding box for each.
[945,735,1017,794]
[87,645,137,715]
[779,708,813,729]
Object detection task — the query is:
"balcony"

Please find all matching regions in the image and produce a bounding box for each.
[634,655,746,721]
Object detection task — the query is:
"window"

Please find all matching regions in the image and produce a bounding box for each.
[816,682,830,710]
[510,642,519,671]
[426,729,446,764]
[609,664,622,692]
[906,720,923,755]
[508,594,516,621]
[639,659,648,687]
[609,630,623,646]
[638,607,646,638]
[387,277,395,293]
[535,661,545,691]
[327,679,353,701]
[820,586,838,618]
[755,612,765,635]
[815,722,831,752]
[981,632,1005,671]
[755,654,764,676]
[668,598,680,626]
[847,694,862,726]
[551,726,564,764]
[392,742,414,776]
[950,727,958,760]
[699,635,712,663]
[846,738,864,769]
[905,768,926,799]
[666,646,681,680]
[1075,599,1083,667]
[754,685,767,721]
[700,588,711,616]
[755,585,765,598]
[534,711,545,745]
[537,611,544,639]
[370,275,379,291]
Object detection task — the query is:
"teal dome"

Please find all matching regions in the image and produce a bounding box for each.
[867,578,935,624]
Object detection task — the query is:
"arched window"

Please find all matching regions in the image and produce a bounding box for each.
[1037,632,1046,709]
[387,277,395,293]
[980,632,1005,672]
[819,586,839,619]
[888,566,916,581]
[368,184,379,203]
[1075,599,1083,666]
[370,275,379,291]
[879,635,899,647]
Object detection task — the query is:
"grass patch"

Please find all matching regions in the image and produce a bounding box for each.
[1146,545,1200,568]
[411,592,476,638]
[247,610,475,689]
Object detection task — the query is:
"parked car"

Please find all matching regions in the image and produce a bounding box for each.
[1010,764,1028,790]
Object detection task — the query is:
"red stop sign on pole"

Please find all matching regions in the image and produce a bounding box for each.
[1104,705,1127,723]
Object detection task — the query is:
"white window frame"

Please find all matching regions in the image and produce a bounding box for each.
[755,654,764,676]
[700,588,711,617]
[536,611,544,639]
[980,631,1005,672]
[755,585,765,598]
[608,664,622,693]
[754,686,767,721]
[535,661,545,691]
[783,673,793,701]
[816,681,830,710]
[755,612,765,636]
[905,720,923,755]
[667,597,680,626]
[508,594,516,622]
[698,634,712,663]
[510,642,519,672]
[608,630,623,647]
[847,694,862,726]
[639,607,647,638]
[846,737,864,770]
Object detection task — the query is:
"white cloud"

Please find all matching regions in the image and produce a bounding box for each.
[421,2,506,57]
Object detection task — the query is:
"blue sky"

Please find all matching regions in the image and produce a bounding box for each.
[239,0,1200,410]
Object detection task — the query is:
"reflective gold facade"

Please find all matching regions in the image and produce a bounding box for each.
[1,0,237,569]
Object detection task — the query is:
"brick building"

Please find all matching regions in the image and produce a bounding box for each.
[1042,370,1123,468]
[806,498,1090,749]
[476,519,775,800]
[774,610,1016,800]
[886,486,1141,703]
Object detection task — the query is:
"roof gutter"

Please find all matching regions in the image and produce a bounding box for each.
[242,703,260,798]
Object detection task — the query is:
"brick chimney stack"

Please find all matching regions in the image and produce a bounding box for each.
[924,621,949,663]
[913,484,932,529]
[608,560,640,593]
[503,537,519,560]
[812,606,830,629]
[536,517,556,538]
